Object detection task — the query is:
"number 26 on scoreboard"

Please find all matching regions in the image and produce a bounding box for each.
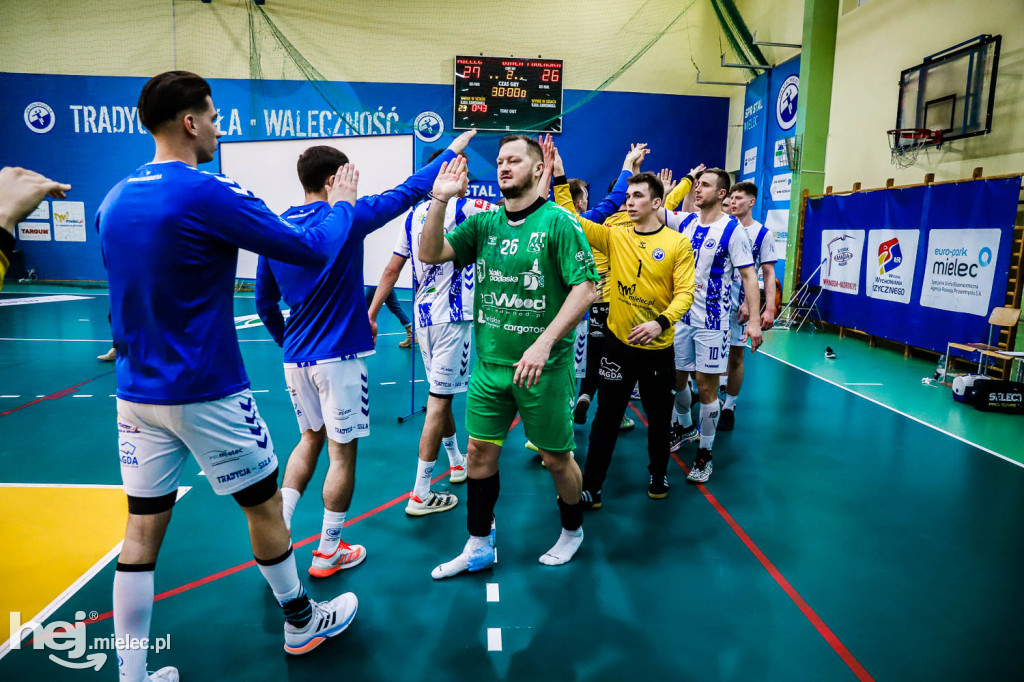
[541,68,560,82]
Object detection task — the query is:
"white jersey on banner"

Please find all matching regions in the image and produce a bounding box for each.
[395,197,498,328]
[663,210,754,330]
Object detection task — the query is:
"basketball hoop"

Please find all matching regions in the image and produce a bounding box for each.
[887,128,942,169]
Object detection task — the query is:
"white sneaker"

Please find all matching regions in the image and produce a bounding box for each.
[406,490,458,516]
[449,461,468,484]
[147,667,179,682]
[283,592,358,655]
[308,542,366,578]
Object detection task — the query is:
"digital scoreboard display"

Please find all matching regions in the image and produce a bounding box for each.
[454,56,563,133]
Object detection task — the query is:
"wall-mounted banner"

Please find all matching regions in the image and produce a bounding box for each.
[821,229,864,295]
[920,228,1001,316]
[800,178,1019,353]
[866,229,919,304]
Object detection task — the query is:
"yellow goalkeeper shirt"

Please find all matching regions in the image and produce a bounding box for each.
[555,182,694,350]
[663,174,693,211]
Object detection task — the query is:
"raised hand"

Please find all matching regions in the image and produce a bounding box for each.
[657,168,677,195]
[448,128,478,154]
[432,156,468,202]
[0,167,71,232]
[328,163,358,206]
[688,163,706,178]
[624,143,649,173]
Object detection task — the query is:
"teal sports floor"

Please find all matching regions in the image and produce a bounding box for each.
[2,284,1023,681]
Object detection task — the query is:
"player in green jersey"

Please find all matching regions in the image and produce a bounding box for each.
[419,135,598,577]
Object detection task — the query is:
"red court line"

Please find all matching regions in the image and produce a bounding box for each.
[75,470,455,629]
[628,402,874,682]
[0,371,114,417]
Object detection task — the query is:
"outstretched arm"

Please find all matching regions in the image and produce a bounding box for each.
[419,157,466,264]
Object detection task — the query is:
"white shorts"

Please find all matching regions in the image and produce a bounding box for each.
[416,321,472,395]
[573,317,588,379]
[728,310,750,348]
[285,356,370,443]
[116,389,278,498]
[674,322,730,374]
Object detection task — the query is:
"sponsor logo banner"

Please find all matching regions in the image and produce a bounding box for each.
[743,147,757,175]
[821,229,864,295]
[920,228,1001,316]
[52,201,87,242]
[18,222,51,241]
[866,229,919,304]
[770,173,792,201]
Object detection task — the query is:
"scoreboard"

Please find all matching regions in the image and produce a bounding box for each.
[453,56,563,133]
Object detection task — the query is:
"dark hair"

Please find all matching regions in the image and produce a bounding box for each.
[138,71,212,132]
[296,146,349,193]
[627,171,664,201]
[696,167,731,194]
[568,178,588,206]
[498,134,543,163]
[729,181,758,199]
[426,148,446,164]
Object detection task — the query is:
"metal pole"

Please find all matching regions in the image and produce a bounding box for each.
[398,328,425,423]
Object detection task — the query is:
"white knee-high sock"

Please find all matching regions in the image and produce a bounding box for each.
[256,548,304,603]
[280,487,300,532]
[413,458,434,500]
[673,388,693,427]
[699,401,719,451]
[113,566,154,682]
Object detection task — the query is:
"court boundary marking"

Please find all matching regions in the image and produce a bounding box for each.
[0,371,114,417]
[0,486,191,661]
[628,403,874,682]
[759,350,1023,470]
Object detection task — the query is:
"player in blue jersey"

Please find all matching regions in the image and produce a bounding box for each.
[718,181,778,432]
[368,148,499,517]
[660,169,762,484]
[97,72,360,682]
[255,130,477,576]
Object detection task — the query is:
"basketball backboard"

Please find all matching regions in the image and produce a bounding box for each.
[896,34,1000,144]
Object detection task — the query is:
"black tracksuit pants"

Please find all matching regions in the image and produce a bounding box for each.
[582,333,675,493]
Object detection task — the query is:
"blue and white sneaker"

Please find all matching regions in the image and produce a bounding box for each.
[283,592,358,655]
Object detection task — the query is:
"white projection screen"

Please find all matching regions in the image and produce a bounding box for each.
[219,134,414,289]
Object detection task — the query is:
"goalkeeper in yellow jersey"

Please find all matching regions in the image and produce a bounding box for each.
[552,148,695,506]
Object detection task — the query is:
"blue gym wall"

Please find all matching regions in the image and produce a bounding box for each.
[0,73,729,282]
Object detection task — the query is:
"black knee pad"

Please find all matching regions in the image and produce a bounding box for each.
[126,491,177,515]
[232,468,279,507]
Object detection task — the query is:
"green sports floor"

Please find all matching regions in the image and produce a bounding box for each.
[2,284,1023,681]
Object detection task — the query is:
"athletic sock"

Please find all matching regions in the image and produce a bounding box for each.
[280,487,300,532]
[442,435,463,466]
[113,564,155,682]
[412,457,434,500]
[539,528,584,566]
[431,534,492,579]
[719,375,728,387]
[256,547,311,627]
[723,394,738,411]
[316,510,346,556]
[467,472,500,537]
[557,495,583,532]
[673,388,693,427]
[699,401,719,451]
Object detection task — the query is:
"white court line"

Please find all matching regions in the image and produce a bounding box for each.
[487,628,502,652]
[72,394,93,398]
[380,381,396,386]
[486,583,500,602]
[761,351,1023,469]
[0,337,111,343]
[251,389,269,393]
[0,483,126,489]
[1,395,20,398]
[0,486,191,661]
[843,382,883,386]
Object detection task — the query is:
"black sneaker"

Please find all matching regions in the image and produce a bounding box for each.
[824,347,836,359]
[648,475,670,499]
[573,394,591,424]
[686,449,713,484]
[669,423,698,452]
[718,407,735,431]
[579,489,602,510]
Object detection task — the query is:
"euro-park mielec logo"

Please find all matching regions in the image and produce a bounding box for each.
[931,246,993,278]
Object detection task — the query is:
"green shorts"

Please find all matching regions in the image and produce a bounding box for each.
[465,360,576,453]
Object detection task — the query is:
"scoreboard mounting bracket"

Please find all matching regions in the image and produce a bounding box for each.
[454,55,564,133]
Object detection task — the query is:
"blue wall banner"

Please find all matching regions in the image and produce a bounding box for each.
[799,178,1021,353]
[739,56,800,286]
[0,73,729,281]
